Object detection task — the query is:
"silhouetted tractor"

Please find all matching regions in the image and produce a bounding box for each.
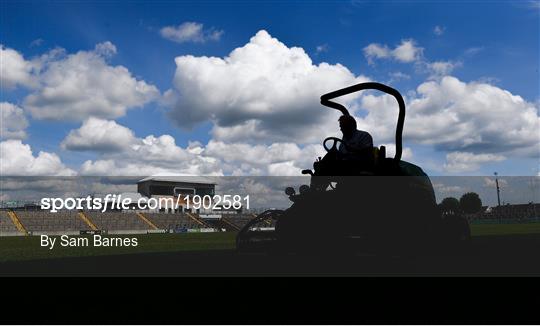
[237,82,470,255]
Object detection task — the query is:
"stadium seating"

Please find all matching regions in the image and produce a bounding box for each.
[222,215,256,229]
[142,212,201,230]
[0,210,273,234]
[202,218,236,231]
[85,211,151,231]
[0,210,19,232]
[0,210,250,235]
[15,211,87,232]
[470,203,540,220]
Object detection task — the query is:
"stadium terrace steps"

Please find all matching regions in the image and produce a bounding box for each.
[142,213,201,230]
[135,212,158,230]
[78,212,97,231]
[0,211,21,233]
[8,211,28,234]
[0,210,263,235]
[222,215,255,229]
[221,214,276,229]
[478,204,540,220]
[214,217,240,231]
[85,212,151,231]
[186,213,211,228]
[15,211,86,233]
[202,218,237,232]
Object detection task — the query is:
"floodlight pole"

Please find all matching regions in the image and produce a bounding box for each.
[494,172,501,207]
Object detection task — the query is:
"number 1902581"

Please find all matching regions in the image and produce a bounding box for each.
[184,195,249,210]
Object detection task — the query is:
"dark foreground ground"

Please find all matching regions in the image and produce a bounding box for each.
[1,233,539,276]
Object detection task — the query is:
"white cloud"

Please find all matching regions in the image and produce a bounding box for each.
[0,178,80,193]
[57,73,540,177]
[93,41,117,57]
[69,117,325,176]
[363,43,391,64]
[363,39,423,64]
[79,134,223,176]
[72,120,224,176]
[315,44,329,54]
[433,183,464,194]
[443,152,505,173]
[1,102,29,140]
[23,41,159,121]
[392,39,423,62]
[425,60,462,77]
[92,182,137,193]
[79,137,324,177]
[160,22,223,43]
[433,25,445,36]
[267,161,300,176]
[80,157,221,177]
[483,176,508,188]
[388,71,410,82]
[359,76,540,158]
[29,38,44,47]
[4,34,537,178]
[363,39,461,78]
[378,143,413,160]
[204,140,324,175]
[0,45,37,89]
[0,140,76,176]
[464,47,484,57]
[61,117,137,152]
[165,30,368,144]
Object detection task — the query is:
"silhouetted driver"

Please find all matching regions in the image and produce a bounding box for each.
[338,115,373,158]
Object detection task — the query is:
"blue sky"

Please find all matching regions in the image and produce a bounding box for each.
[1,0,539,178]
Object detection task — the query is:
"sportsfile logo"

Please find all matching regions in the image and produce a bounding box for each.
[41,194,144,213]
[40,194,250,212]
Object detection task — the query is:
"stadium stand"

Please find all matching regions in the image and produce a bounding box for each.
[201,218,237,232]
[86,212,151,231]
[469,203,540,221]
[0,210,19,233]
[1,209,259,235]
[16,211,88,233]
[143,212,201,230]
[3,202,538,236]
[489,203,540,219]
[222,215,256,229]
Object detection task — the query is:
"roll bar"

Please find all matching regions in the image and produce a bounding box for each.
[320,82,405,161]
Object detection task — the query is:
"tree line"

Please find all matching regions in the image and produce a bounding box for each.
[439,192,483,215]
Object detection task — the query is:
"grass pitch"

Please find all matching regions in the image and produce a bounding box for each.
[0,232,236,262]
[470,222,540,236]
[0,223,539,263]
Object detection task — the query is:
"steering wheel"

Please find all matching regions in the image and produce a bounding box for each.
[323,137,343,152]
